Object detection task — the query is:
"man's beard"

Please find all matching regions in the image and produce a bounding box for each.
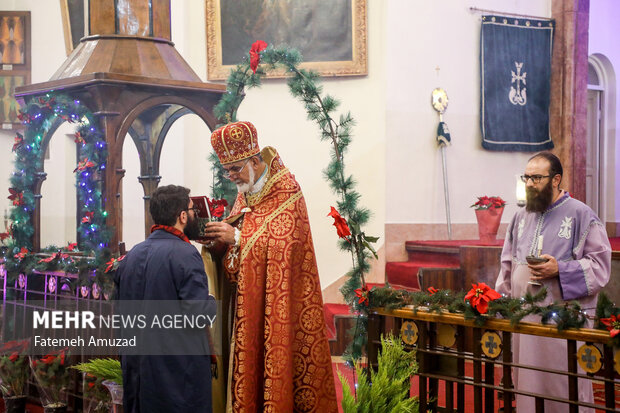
[525,180,554,213]
[236,166,255,194]
[184,214,201,240]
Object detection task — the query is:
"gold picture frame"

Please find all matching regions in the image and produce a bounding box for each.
[60,0,86,55]
[206,0,367,80]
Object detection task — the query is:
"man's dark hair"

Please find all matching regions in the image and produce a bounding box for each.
[149,185,190,226]
[529,151,563,184]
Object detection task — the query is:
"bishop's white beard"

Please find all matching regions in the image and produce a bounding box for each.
[236,165,255,194]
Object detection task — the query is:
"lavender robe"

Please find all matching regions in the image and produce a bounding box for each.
[495,192,611,413]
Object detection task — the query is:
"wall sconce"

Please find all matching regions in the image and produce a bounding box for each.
[516,174,526,207]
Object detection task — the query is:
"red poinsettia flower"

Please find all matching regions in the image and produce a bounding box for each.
[88,381,95,389]
[207,198,228,218]
[355,285,370,306]
[8,188,23,206]
[327,206,351,239]
[73,158,95,173]
[67,242,78,251]
[14,247,29,260]
[74,131,85,144]
[464,282,502,314]
[471,196,506,210]
[8,352,19,362]
[249,40,268,73]
[82,211,94,224]
[105,254,126,273]
[59,350,65,365]
[600,315,620,338]
[12,132,24,152]
[427,287,438,295]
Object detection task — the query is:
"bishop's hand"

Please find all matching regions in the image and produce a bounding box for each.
[203,222,236,246]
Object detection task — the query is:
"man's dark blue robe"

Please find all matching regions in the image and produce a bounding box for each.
[116,230,214,413]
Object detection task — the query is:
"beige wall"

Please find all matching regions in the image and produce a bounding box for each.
[385,0,552,262]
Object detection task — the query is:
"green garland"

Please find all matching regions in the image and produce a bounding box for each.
[211,43,378,359]
[1,94,122,294]
[368,285,620,347]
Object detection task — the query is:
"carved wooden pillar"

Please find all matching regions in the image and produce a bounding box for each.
[550,0,590,200]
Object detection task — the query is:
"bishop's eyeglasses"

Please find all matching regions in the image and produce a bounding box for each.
[223,159,250,179]
[520,174,552,184]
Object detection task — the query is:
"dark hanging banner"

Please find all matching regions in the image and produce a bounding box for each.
[480,15,555,151]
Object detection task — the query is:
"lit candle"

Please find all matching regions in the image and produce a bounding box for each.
[537,235,544,256]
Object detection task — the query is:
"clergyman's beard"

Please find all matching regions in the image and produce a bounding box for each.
[236,166,255,194]
[184,214,201,240]
[525,180,554,213]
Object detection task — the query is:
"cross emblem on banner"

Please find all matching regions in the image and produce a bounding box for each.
[480,331,502,358]
[400,321,418,345]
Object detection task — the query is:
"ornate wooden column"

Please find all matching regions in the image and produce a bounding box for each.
[550,0,590,200]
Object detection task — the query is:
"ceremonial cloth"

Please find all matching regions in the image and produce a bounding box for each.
[496,192,611,412]
[222,147,338,412]
[481,15,555,151]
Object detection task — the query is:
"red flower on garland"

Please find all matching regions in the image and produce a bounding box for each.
[38,251,70,264]
[427,287,438,295]
[105,254,126,273]
[8,188,23,206]
[464,282,502,314]
[66,242,78,251]
[12,132,24,152]
[73,158,95,173]
[17,111,32,123]
[600,314,620,338]
[327,206,351,239]
[249,40,268,73]
[0,225,11,242]
[14,247,29,260]
[355,285,370,306]
[82,211,94,224]
[74,131,85,144]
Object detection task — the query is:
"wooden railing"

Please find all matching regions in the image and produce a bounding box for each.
[368,308,620,413]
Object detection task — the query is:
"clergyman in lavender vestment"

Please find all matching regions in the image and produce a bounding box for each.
[495,191,611,413]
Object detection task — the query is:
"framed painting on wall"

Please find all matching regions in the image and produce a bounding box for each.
[0,73,28,128]
[0,11,30,130]
[0,11,30,69]
[205,0,367,80]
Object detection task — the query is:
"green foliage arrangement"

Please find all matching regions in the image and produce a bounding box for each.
[339,334,418,413]
[0,340,29,397]
[71,358,122,385]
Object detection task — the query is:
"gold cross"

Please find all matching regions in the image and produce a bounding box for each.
[230,127,243,140]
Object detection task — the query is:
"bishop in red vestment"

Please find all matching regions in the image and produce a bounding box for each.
[204,121,338,412]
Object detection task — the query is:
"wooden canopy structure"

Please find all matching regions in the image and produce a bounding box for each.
[14,0,225,251]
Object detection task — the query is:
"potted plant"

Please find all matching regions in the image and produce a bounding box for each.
[72,358,122,413]
[30,350,71,413]
[471,196,506,244]
[0,340,29,413]
[339,334,419,412]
